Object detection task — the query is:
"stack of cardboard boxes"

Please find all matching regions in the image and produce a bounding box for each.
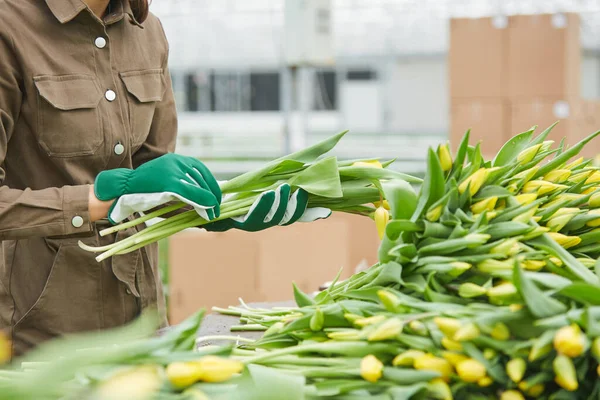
[450,13,600,158]
[168,213,380,323]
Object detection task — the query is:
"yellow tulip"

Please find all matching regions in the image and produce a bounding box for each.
[471,196,498,214]
[360,355,383,383]
[553,354,579,391]
[352,160,383,169]
[553,324,586,358]
[516,143,543,165]
[438,144,453,172]
[547,232,581,249]
[433,317,462,338]
[374,207,390,240]
[514,193,537,205]
[543,169,571,183]
[500,390,525,400]
[506,358,526,383]
[458,168,488,196]
[393,349,426,367]
[441,351,469,367]
[453,322,480,342]
[367,318,403,341]
[426,204,444,222]
[441,337,463,351]
[456,359,487,383]
[490,322,511,341]
[414,354,453,381]
[428,378,453,400]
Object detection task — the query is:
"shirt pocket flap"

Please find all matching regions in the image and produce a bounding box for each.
[34,75,102,111]
[120,69,165,103]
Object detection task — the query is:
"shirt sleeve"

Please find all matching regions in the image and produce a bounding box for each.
[0,28,93,240]
[131,19,177,168]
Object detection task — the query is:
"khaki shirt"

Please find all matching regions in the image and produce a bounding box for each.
[0,0,175,356]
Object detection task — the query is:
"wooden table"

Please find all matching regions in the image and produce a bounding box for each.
[196,301,295,346]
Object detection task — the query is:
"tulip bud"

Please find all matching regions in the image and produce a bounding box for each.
[513,166,540,182]
[192,356,244,383]
[576,257,596,268]
[377,290,405,313]
[441,351,469,367]
[564,157,584,170]
[360,355,383,383]
[483,347,498,360]
[553,324,586,358]
[487,282,518,297]
[434,317,462,338]
[586,209,600,227]
[458,282,487,298]
[373,200,390,210]
[585,170,600,185]
[589,192,600,209]
[512,206,539,224]
[581,186,599,195]
[352,160,383,169]
[549,256,563,267]
[263,322,285,337]
[99,365,163,399]
[553,354,578,391]
[491,238,520,257]
[409,320,429,336]
[182,389,210,400]
[367,318,403,341]
[327,330,362,341]
[544,169,571,183]
[426,204,444,222]
[166,362,203,389]
[526,384,545,397]
[540,140,554,152]
[344,313,363,324]
[477,259,514,273]
[529,337,552,362]
[478,376,493,387]
[458,168,489,196]
[453,323,480,342]
[310,307,324,332]
[500,390,525,400]
[393,349,426,367]
[520,226,549,241]
[374,207,390,240]
[428,378,453,400]
[438,144,453,172]
[547,232,581,249]
[506,358,526,383]
[490,322,511,341]
[547,213,576,232]
[414,354,453,382]
[591,337,600,361]
[520,259,546,271]
[448,261,472,278]
[471,196,498,214]
[509,304,523,312]
[569,169,592,183]
[441,337,463,351]
[514,193,537,205]
[355,315,386,327]
[456,359,487,383]
[523,180,567,196]
[517,144,543,165]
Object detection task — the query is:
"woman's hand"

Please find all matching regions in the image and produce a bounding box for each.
[88,185,113,222]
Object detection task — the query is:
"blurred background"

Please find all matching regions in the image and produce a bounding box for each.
[151,0,600,322]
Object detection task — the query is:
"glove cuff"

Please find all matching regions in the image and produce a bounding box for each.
[94,168,134,201]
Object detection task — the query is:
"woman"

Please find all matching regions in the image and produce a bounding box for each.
[0,0,327,358]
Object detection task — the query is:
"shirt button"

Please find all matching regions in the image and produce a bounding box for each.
[114,143,125,155]
[105,89,116,102]
[72,216,84,228]
[94,37,107,49]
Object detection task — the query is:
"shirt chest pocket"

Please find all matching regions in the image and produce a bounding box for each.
[120,69,165,149]
[33,75,103,157]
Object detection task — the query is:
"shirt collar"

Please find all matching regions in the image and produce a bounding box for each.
[45,0,143,28]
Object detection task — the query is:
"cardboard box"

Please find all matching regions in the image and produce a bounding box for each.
[509,97,600,158]
[508,13,580,98]
[451,98,509,159]
[168,212,381,324]
[449,17,508,98]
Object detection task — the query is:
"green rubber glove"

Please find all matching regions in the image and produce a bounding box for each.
[95,153,222,224]
[205,184,331,232]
